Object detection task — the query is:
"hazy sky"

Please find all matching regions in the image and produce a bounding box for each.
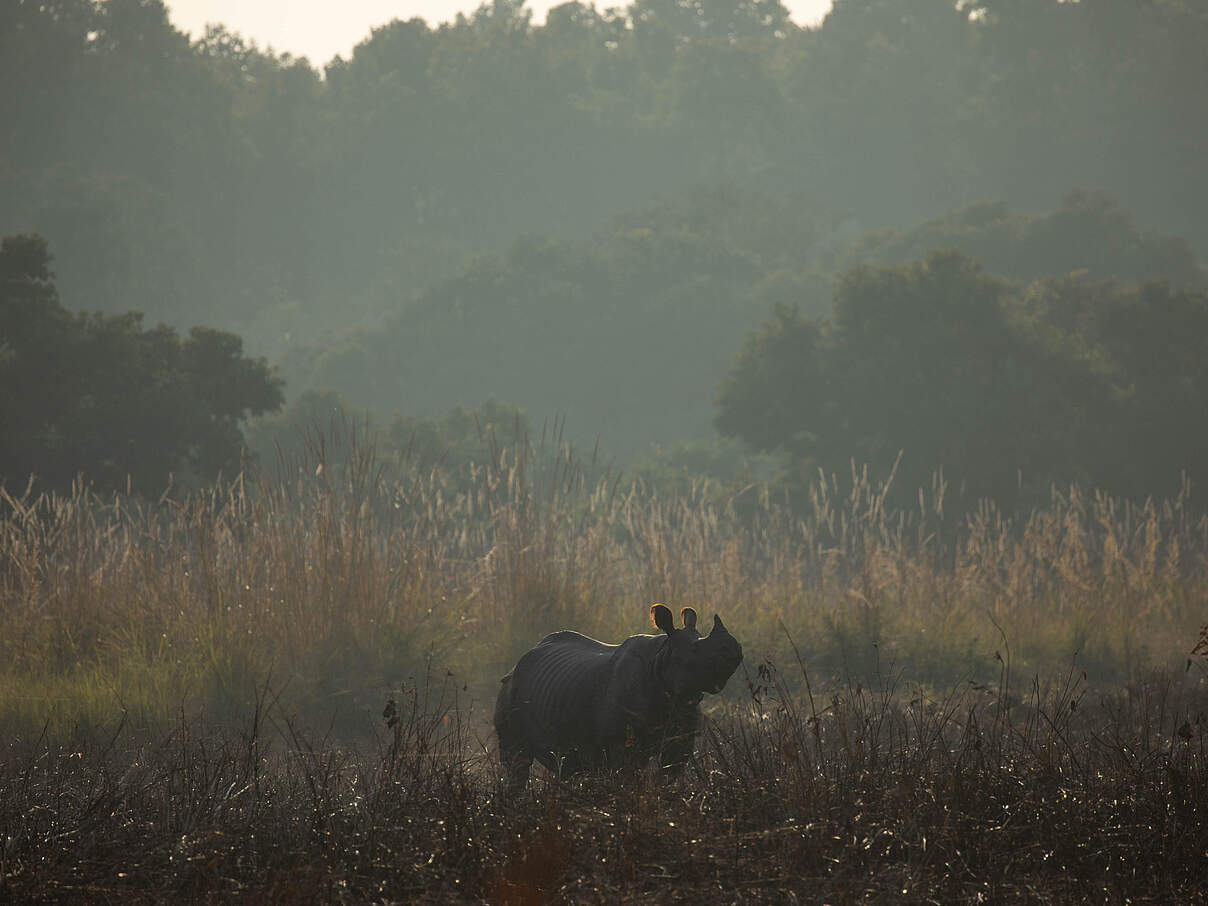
[166,1,835,65]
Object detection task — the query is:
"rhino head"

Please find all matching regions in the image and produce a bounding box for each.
[650,603,743,701]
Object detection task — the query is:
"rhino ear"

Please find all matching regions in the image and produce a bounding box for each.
[711,614,728,635]
[680,607,698,631]
[651,604,675,635]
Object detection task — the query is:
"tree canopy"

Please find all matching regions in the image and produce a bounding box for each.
[716,250,1208,507]
[0,235,282,494]
[3,0,1206,359]
[283,188,1203,474]
[4,0,1208,506]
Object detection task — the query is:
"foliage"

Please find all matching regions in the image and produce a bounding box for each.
[717,249,1208,508]
[4,0,1207,363]
[630,435,777,500]
[0,235,282,494]
[843,190,1207,287]
[245,390,536,486]
[387,397,535,473]
[284,182,1205,467]
[5,0,1208,513]
[289,217,780,458]
[1020,274,1208,501]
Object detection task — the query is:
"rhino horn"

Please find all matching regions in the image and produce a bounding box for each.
[711,614,728,635]
[650,603,675,635]
[680,607,697,631]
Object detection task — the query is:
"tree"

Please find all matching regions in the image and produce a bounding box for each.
[718,245,1208,508]
[1022,274,1208,500]
[716,251,1108,508]
[844,192,1206,287]
[630,0,791,42]
[290,211,774,460]
[0,235,283,494]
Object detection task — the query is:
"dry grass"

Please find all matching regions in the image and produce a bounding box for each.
[1,652,1205,903]
[1,425,1204,734]
[1,426,1207,900]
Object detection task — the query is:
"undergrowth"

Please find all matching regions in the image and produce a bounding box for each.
[1,654,1205,903]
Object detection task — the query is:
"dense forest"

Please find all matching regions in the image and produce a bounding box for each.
[3,0,1207,503]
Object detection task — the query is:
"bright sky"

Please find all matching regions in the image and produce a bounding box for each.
[166,0,835,65]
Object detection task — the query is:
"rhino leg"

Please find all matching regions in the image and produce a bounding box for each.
[494,673,533,795]
[657,737,693,778]
[499,737,533,796]
[656,708,702,777]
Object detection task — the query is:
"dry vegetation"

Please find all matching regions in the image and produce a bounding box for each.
[2,425,1207,902]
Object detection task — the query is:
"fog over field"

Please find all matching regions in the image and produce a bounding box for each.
[6,0,1208,491]
[2,1,1207,901]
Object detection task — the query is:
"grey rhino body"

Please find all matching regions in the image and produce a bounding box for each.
[494,604,742,791]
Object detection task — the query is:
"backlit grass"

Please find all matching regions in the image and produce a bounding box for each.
[1,427,1205,736]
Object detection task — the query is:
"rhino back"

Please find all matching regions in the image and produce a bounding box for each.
[512,633,672,755]
[508,631,620,757]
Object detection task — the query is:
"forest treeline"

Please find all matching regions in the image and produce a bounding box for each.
[5,0,1206,341]
[3,0,1208,506]
[0,235,281,493]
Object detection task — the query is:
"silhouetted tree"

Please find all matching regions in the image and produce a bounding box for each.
[717,251,1102,507]
[0,235,283,494]
[718,248,1208,508]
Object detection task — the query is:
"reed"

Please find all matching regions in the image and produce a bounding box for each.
[1,425,1205,737]
[2,428,1207,901]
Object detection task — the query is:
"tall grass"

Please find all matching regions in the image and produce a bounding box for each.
[3,427,1207,900]
[1,423,1206,737]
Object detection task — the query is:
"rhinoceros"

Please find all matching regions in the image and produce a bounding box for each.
[494,604,743,792]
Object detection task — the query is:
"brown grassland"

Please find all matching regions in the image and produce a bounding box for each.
[1,426,1206,903]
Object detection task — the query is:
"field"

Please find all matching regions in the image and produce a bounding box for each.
[2,429,1207,903]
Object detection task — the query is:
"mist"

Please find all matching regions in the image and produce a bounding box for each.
[5,4,1208,900]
